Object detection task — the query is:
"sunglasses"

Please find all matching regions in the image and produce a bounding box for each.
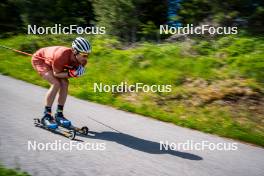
[79,52,89,57]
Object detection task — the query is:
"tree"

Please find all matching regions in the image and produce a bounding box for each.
[0,0,23,36]
[21,0,94,26]
[93,0,139,42]
[178,0,264,33]
[93,0,167,42]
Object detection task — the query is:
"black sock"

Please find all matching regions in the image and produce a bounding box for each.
[56,105,64,115]
[44,106,51,114]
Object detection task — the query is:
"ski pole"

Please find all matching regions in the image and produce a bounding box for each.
[0,44,60,63]
[0,45,73,69]
[0,44,53,61]
[0,45,34,57]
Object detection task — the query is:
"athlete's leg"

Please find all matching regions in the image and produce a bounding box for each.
[58,78,69,106]
[31,58,60,128]
[42,71,61,107]
[55,78,71,127]
[38,70,61,128]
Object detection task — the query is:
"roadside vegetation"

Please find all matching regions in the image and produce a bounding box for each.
[0,165,30,176]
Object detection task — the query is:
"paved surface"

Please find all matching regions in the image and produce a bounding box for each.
[0,74,264,176]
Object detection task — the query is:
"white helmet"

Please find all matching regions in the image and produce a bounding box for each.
[72,37,92,53]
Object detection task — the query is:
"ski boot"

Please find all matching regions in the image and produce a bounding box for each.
[55,112,71,127]
[41,112,58,129]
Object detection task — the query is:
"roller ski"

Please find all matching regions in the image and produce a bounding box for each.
[34,113,76,140]
[55,112,89,136]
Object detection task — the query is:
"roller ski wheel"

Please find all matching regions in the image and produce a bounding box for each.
[34,118,40,126]
[80,126,89,135]
[68,130,76,140]
[70,126,89,135]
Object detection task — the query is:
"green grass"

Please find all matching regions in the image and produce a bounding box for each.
[0,165,30,176]
[0,34,264,147]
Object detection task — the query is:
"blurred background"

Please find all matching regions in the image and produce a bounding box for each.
[0,0,264,39]
[0,0,263,147]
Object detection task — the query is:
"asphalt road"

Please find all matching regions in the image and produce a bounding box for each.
[0,74,263,176]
